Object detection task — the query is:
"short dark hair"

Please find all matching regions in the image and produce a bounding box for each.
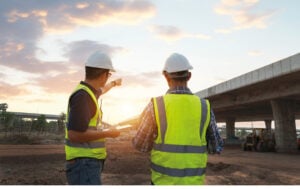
[85,66,108,80]
[166,71,190,82]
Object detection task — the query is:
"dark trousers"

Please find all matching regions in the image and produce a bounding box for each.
[66,158,104,185]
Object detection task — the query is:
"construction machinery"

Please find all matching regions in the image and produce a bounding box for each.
[242,128,276,152]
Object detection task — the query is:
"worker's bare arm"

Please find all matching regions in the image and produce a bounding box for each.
[101,78,122,94]
[68,129,120,143]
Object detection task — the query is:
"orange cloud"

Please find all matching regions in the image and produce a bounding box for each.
[43,0,156,34]
[3,1,156,35]
[6,9,30,22]
[150,25,211,42]
[76,2,90,9]
[214,0,276,32]
[0,82,30,98]
[0,42,25,56]
[37,71,82,94]
[150,25,184,41]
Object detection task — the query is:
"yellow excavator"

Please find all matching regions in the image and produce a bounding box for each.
[242,128,276,152]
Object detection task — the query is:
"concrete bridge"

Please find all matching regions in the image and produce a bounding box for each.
[7,112,60,120]
[196,53,300,152]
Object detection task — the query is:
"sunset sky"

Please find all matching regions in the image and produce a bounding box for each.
[1,0,300,126]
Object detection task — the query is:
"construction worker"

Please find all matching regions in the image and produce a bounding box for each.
[132,53,223,185]
[65,51,121,185]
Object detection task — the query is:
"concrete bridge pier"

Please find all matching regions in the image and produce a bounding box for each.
[264,119,272,136]
[264,120,272,131]
[226,117,236,139]
[271,99,297,152]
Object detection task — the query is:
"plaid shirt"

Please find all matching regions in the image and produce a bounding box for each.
[132,86,224,154]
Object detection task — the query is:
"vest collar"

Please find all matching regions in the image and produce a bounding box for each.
[80,81,101,98]
[166,86,193,95]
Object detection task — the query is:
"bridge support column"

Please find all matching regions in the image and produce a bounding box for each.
[271,99,297,152]
[264,120,272,131]
[264,119,272,136]
[226,117,235,139]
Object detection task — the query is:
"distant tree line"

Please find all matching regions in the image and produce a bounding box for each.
[0,111,66,137]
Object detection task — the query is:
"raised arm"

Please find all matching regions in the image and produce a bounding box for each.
[101,78,122,94]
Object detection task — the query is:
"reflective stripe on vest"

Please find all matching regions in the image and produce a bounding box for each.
[65,139,105,148]
[151,162,206,177]
[151,94,211,185]
[65,127,105,149]
[153,143,206,153]
[65,84,106,160]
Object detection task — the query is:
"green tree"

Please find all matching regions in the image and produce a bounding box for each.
[0,103,8,112]
[36,115,47,135]
[1,111,15,137]
[58,112,66,133]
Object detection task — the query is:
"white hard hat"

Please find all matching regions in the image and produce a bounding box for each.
[163,53,193,73]
[85,51,115,71]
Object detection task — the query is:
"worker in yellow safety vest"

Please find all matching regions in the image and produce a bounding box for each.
[132,53,224,185]
[65,51,122,185]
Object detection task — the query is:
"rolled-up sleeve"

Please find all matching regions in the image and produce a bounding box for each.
[132,100,157,152]
[206,110,224,154]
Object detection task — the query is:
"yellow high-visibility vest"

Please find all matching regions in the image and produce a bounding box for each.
[65,83,106,160]
[151,94,210,185]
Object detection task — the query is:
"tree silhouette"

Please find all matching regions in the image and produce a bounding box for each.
[1,111,15,137]
[58,112,66,133]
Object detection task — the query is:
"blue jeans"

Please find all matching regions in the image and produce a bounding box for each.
[66,158,105,185]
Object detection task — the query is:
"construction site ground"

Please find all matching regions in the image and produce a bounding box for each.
[0,132,299,185]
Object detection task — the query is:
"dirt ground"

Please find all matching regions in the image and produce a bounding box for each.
[0,131,299,185]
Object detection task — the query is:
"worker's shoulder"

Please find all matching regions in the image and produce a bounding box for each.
[70,89,91,103]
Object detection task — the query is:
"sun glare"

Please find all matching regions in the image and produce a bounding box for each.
[120,103,137,117]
